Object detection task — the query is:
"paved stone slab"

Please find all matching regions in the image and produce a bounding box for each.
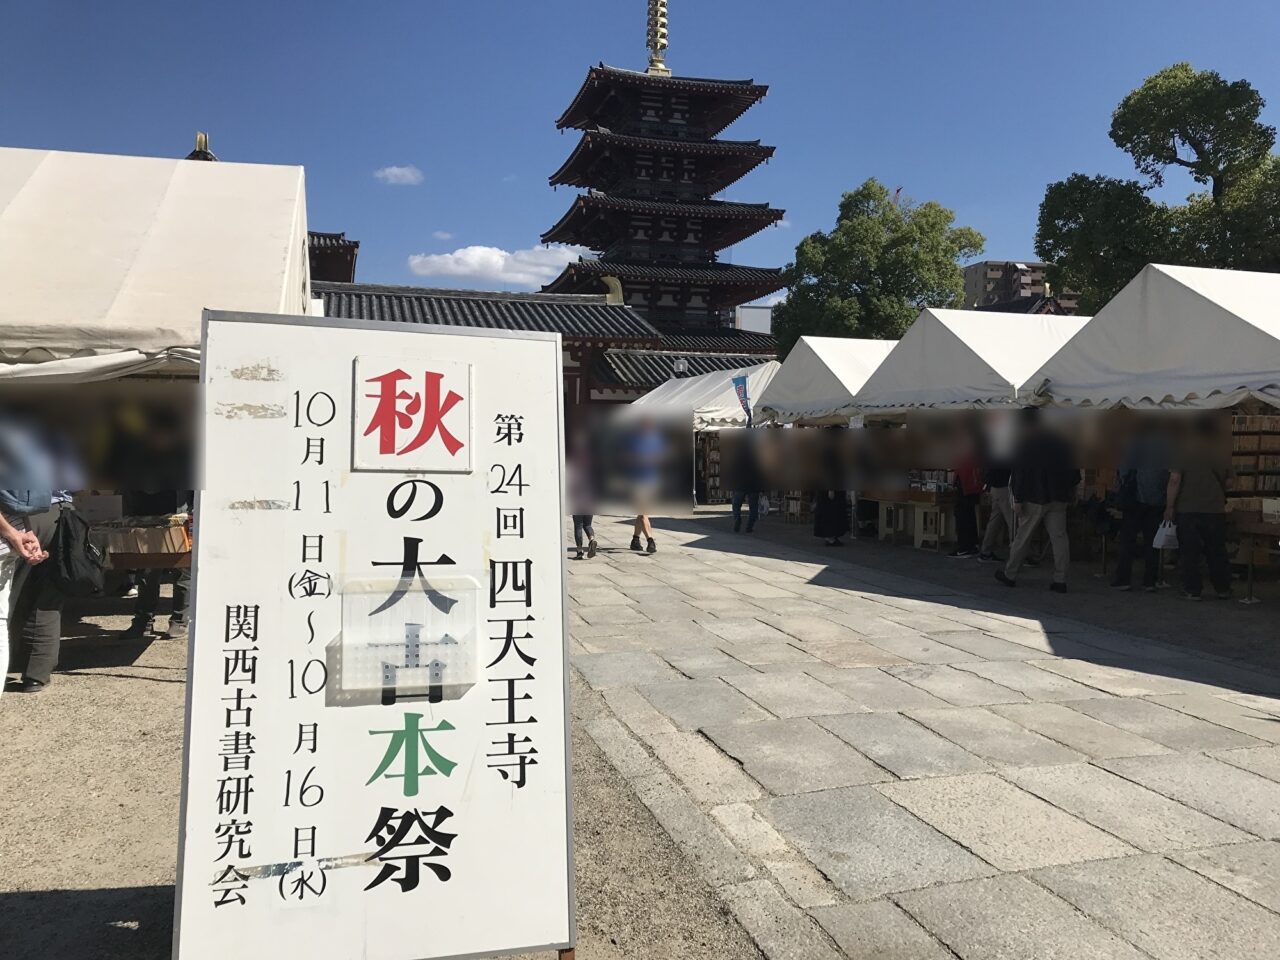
[704,718,890,794]
[800,638,907,669]
[990,702,1169,759]
[699,617,798,644]
[585,712,664,781]
[631,769,758,886]
[886,664,1027,706]
[636,678,772,731]
[716,640,816,666]
[724,672,860,718]
[1215,746,1280,782]
[754,597,840,618]
[880,611,972,634]
[633,599,714,623]
[647,731,764,805]
[1068,696,1265,751]
[805,666,951,712]
[571,585,637,606]
[607,619,726,651]
[862,632,982,664]
[953,660,1112,701]
[718,879,844,960]
[896,873,1148,960]
[1035,854,1280,960]
[1220,691,1280,716]
[762,786,995,901]
[879,773,1134,871]
[905,707,1085,767]
[923,629,1048,661]
[758,614,868,645]
[1033,658,1200,697]
[1148,692,1280,744]
[1006,763,1250,852]
[722,581,801,600]
[818,713,989,779]
[810,900,953,960]
[574,603,654,626]
[833,614,931,638]
[599,685,678,740]
[1101,753,1280,838]
[711,803,839,908]
[655,644,759,678]
[1172,840,1280,914]
[572,651,683,689]
[614,585,691,605]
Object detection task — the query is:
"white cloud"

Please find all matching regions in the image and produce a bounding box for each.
[432,230,454,241]
[778,219,792,228]
[374,164,424,186]
[407,244,588,289]
[761,292,787,306]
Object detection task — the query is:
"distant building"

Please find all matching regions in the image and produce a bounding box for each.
[964,260,1079,314]
[736,304,773,333]
[973,295,1072,316]
[308,231,360,283]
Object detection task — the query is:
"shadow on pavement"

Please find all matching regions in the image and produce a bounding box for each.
[0,885,173,960]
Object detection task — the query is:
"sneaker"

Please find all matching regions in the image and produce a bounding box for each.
[630,536,643,552]
[1110,581,1132,591]
[163,619,189,640]
[573,550,584,561]
[1049,582,1068,594]
[122,585,139,599]
[587,539,598,559]
[1180,592,1202,601]
[121,618,154,640]
[646,538,657,555]
[995,570,1016,587]
[947,549,977,559]
[977,552,999,563]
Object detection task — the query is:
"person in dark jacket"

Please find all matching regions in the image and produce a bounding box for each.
[996,408,1080,592]
[1111,420,1170,592]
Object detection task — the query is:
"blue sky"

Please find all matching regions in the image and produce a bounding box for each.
[6,1,1280,294]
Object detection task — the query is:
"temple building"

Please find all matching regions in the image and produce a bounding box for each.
[542,0,784,395]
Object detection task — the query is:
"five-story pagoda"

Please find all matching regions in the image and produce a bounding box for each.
[542,0,785,338]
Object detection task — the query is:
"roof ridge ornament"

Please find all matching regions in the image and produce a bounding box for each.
[647,0,670,76]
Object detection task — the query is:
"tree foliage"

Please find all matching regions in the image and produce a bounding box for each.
[772,179,983,358]
[1038,63,1280,309]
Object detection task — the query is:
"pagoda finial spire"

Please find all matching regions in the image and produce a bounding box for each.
[647,0,671,76]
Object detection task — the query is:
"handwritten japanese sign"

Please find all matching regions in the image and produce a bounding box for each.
[175,312,573,960]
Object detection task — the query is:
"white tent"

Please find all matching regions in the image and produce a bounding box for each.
[757,336,896,423]
[629,360,780,430]
[0,146,309,382]
[850,308,1089,411]
[1026,264,1280,409]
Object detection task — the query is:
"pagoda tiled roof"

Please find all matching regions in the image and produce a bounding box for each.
[556,64,769,137]
[314,281,661,345]
[650,324,777,355]
[541,193,784,248]
[543,258,784,296]
[307,231,360,251]
[592,348,768,390]
[550,128,775,192]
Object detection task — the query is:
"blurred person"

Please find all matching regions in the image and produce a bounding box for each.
[567,425,598,561]
[1165,415,1232,600]
[728,431,765,534]
[1111,420,1170,592]
[978,413,1015,563]
[625,417,664,555]
[8,426,86,692]
[996,407,1080,593]
[948,426,983,559]
[813,428,850,546]
[1,414,54,695]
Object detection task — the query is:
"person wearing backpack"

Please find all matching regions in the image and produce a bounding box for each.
[1,415,55,696]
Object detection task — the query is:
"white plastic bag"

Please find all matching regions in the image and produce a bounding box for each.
[1152,521,1178,550]
[758,494,771,517]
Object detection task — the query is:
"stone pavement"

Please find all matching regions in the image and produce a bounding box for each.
[569,513,1280,960]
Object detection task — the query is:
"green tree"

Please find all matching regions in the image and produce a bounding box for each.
[1110,62,1275,202]
[1035,174,1174,314]
[1038,63,1280,307]
[772,179,983,358]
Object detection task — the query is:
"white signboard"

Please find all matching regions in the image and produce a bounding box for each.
[174,311,573,960]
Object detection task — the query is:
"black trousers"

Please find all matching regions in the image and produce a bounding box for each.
[1113,503,1163,588]
[954,492,980,552]
[9,506,65,685]
[732,491,759,530]
[135,567,191,622]
[572,515,595,549]
[1177,512,1232,596]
